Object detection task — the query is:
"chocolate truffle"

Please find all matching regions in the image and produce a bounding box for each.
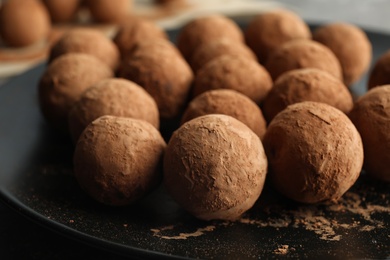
[118,40,193,120]
[348,85,390,182]
[43,0,81,23]
[244,8,311,64]
[164,114,268,221]
[192,55,272,104]
[0,0,51,47]
[263,101,363,204]
[113,17,168,58]
[176,14,244,62]
[190,38,257,72]
[49,28,120,70]
[367,50,390,89]
[86,0,131,24]
[68,78,160,143]
[262,68,353,123]
[39,53,113,132]
[181,89,267,139]
[265,39,343,82]
[73,115,166,206]
[313,22,372,86]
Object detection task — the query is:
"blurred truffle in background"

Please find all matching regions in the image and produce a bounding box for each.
[43,0,81,24]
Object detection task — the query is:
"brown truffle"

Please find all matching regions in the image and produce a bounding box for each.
[367,50,390,89]
[265,39,343,82]
[73,115,166,206]
[43,0,81,23]
[176,14,244,62]
[313,22,372,86]
[39,53,114,132]
[0,0,51,47]
[262,68,354,123]
[68,78,160,143]
[348,85,390,182]
[113,17,168,58]
[118,40,193,120]
[49,28,120,70]
[244,8,311,64]
[86,0,131,24]
[192,55,272,104]
[263,101,363,204]
[164,114,268,221]
[181,89,267,139]
[190,38,257,72]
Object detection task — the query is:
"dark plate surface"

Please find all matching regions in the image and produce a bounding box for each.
[0,22,390,260]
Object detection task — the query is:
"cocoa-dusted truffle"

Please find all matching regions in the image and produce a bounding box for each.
[43,0,81,23]
[68,78,160,143]
[367,50,390,89]
[192,55,272,104]
[118,40,193,120]
[164,114,268,221]
[113,17,168,58]
[176,14,244,62]
[313,22,372,86]
[86,0,131,24]
[0,0,51,47]
[348,85,390,182]
[265,39,343,82]
[190,38,257,72]
[263,101,363,204]
[39,53,113,132]
[262,68,353,123]
[49,28,120,70]
[244,8,311,64]
[181,89,267,139]
[73,115,166,206]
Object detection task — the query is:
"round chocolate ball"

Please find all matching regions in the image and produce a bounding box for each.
[265,39,343,82]
[192,55,272,104]
[263,101,363,204]
[113,17,168,58]
[244,8,311,64]
[0,0,51,47]
[181,89,267,139]
[86,0,131,24]
[43,0,81,23]
[262,68,353,122]
[176,14,244,62]
[164,114,268,221]
[313,22,372,86]
[190,38,257,72]
[73,115,166,206]
[348,85,390,182]
[118,40,193,120]
[49,28,120,70]
[367,50,390,89]
[39,53,114,132]
[68,78,160,143]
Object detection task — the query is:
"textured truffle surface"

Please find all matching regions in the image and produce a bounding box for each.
[68,78,159,143]
[118,41,193,119]
[348,85,390,182]
[73,115,166,206]
[193,55,272,104]
[181,89,267,139]
[0,0,51,47]
[38,53,113,132]
[244,8,311,64]
[367,50,390,89]
[86,0,131,23]
[263,101,363,204]
[262,68,353,122]
[313,22,372,86]
[43,0,80,23]
[265,39,343,82]
[49,28,120,70]
[164,114,268,221]
[176,14,244,62]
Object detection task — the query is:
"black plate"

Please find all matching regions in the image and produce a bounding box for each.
[0,22,390,260]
